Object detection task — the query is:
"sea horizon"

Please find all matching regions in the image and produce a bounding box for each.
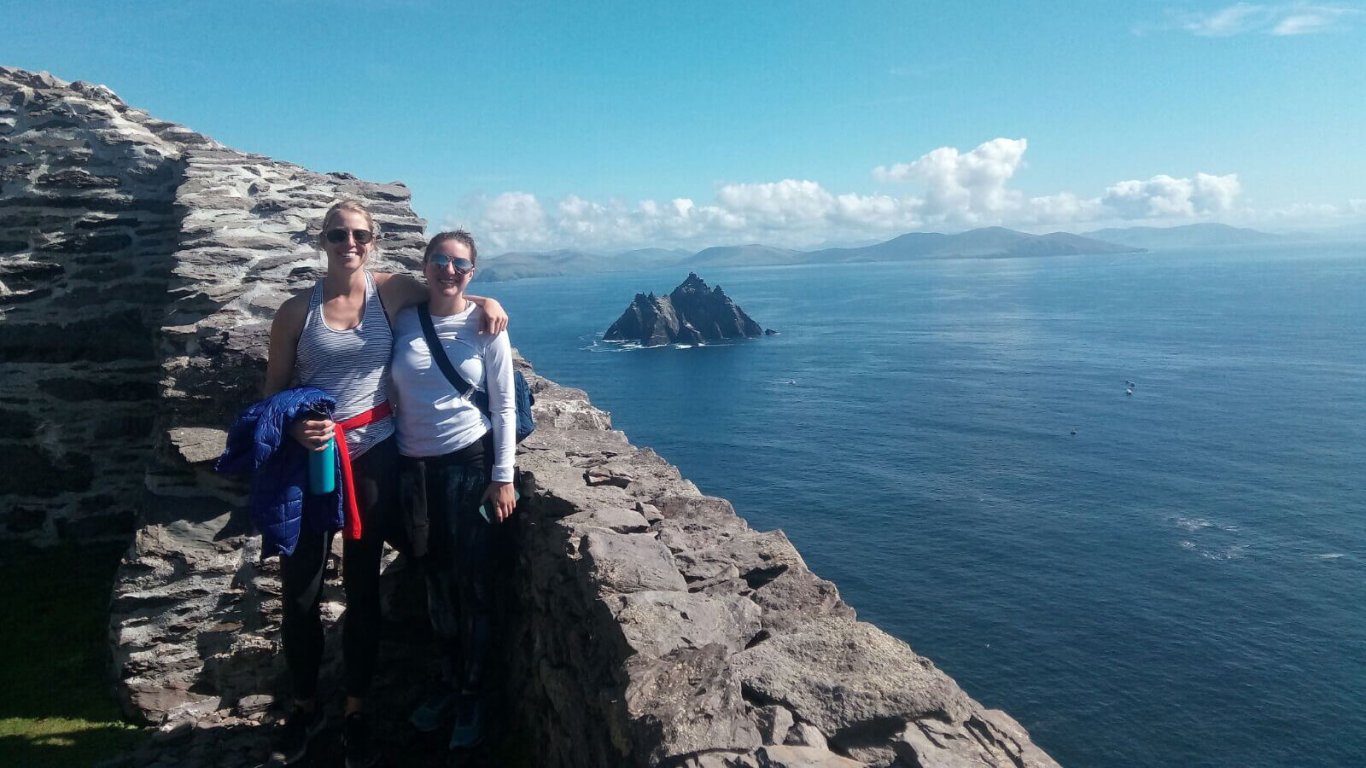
[489,241,1366,767]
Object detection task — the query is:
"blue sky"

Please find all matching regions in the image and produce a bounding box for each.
[5,1,1364,252]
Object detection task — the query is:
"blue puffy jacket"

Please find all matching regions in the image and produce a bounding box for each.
[216,387,343,557]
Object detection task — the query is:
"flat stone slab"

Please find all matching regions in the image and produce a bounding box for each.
[733,618,973,737]
[625,645,764,762]
[168,427,227,466]
[581,530,688,594]
[607,590,762,658]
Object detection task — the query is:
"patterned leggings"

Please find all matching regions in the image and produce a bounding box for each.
[402,436,498,691]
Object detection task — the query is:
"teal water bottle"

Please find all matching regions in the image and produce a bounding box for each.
[309,438,335,495]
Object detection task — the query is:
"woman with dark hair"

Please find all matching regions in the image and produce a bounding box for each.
[389,230,516,751]
[261,201,507,768]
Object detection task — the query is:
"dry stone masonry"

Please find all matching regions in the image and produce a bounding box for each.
[1,68,1059,767]
[1,68,195,543]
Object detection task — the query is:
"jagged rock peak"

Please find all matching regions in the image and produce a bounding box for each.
[604,273,765,347]
[672,271,710,293]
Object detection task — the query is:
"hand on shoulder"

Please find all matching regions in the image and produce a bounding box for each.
[475,296,508,335]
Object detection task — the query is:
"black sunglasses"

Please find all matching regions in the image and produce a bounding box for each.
[324,227,375,245]
[430,254,475,273]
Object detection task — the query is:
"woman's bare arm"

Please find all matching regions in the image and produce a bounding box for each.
[264,294,334,448]
[263,294,308,396]
[375,271,508,333]
[373,272,427,325]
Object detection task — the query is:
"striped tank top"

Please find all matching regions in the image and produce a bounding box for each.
[294,270,394,457]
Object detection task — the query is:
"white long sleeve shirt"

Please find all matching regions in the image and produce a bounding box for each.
[390,303,516,482]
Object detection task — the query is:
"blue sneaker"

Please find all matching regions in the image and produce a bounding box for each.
[448,694,485,749]
[409,687,459,733]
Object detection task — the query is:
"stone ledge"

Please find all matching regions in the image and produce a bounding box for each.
[504,373,1061,767]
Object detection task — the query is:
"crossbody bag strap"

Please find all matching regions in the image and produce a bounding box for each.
[417,302,475,397]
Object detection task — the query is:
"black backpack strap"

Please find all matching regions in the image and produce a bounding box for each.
[417,302,475,397]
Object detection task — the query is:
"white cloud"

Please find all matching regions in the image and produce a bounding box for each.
[716,180,836,228]
[1272,6,1353,33]
[1183,3,1269,36]
[832,192,919,229]
[445,140,1261,252]
[1101,173,1241,219]
[1176,3,1357,37]
[1243,199,1366,225]
[1103,176,1196,217]
[478,192,550,249]
[1020,192,1107,225]
[451,191,746,252]
[874,138,1027,220]
[1191,172,1243,212]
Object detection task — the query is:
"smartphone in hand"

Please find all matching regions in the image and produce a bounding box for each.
[479,490,520,523]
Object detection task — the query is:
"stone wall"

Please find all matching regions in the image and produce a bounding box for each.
[109,365,1061,768]
[110,117,428,729]
[1,69,1059,767]
[0,67,427,546]
[503,387,1060,767]
[0,67,199,544]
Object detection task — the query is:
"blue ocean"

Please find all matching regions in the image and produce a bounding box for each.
[486,244,1366,768]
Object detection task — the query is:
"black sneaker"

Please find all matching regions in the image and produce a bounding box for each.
[343,712,381,768]
[266,706,324,767]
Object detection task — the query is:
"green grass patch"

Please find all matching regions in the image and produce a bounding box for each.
[0,542,146,767]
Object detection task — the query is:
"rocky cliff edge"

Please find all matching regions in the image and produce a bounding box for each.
[0,68,1058,768]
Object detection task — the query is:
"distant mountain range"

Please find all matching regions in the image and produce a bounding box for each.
[690,244,803,267]
[475,247,689,282]
[476,223,1290,282]
[1081,223,1285,250]
[809,227,1137,263]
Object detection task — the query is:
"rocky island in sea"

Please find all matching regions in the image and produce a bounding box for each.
[604,272,767,346]
[1,67,1060,767]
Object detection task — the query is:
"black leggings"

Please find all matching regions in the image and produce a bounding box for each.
[280,435,397,700]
